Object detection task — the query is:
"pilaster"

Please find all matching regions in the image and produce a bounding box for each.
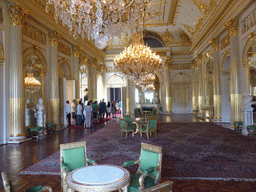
[73,45,82,102]
[196,53,203,115]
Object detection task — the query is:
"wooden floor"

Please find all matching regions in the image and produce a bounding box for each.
[1,114,256,192]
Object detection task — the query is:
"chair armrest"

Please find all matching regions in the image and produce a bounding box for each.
[42,186,52,192]
[123,160,135,166]
[87,158,97,165]
[143,167,155,175]
[138,172,147,191]
[61,164,72,172]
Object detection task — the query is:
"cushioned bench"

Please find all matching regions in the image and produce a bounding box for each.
[46,123,57,134]
[28,127,45,138]
[246,125,256,136]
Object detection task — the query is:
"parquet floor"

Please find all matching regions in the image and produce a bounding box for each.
[1,114,256,192]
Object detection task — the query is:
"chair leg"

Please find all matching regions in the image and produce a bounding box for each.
[126,132,128,139]
[121,131,123,138]
[146,132,149,140]
[132,131,134,137]
[155,131,157,138]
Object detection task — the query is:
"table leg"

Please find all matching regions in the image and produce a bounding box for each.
[121,185,128,192]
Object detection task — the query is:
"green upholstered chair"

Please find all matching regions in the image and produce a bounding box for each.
[142,180,173,192]
[123,115,137,129]
[140,116,157,140]
[60,141,96,192]
[134,108,142,118]
[123,143,163,192]
[151,108,157,116]
[1,172,52,192]
[120,118,135,139]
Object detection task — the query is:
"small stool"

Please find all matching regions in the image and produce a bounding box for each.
[246,125,256,136]
[46,123,57,134]
[233,121,243,132]
[28,127,46,139]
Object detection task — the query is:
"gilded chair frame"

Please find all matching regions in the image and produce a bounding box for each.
[1,172,52,192]
[120,118,135,139]
[134,108,142,118]
[151,108,157,116]
[123,143,163,191]
[60,141,96,192]
[140,116,158,140]
[141,180,173,192]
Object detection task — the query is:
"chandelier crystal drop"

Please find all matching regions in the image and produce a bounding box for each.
[114,33,162,82]
[46,0,146,49]
[25,73,41,92]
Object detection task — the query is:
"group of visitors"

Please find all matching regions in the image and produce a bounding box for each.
[65,99,121,129]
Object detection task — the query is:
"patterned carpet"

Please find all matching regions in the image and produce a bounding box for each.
[20,121,256,181]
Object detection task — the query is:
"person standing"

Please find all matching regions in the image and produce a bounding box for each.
[99,99,106,121]
[71,99,76,125]
[111,101,116,118]
[65,100,71,127]
[106,102,111,119]
[92,101,99,123]
[77,101,83,127]
[84,102,93,128]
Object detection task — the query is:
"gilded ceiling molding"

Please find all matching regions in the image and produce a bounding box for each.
[191,59,196,68]
[181,23,195,37]
[225,19,239,37]
[8,3,29,26]
[164,57,172,69]
[179,29,192,46]
[0,43,4,66]
[49,31,62,46]
[196,53,202,64]
[73,45,82,57]
[221,35,230,50]
[106,67,117,73]
[209,37,220,51]
[23,22,47,45]
[248,32,256,41]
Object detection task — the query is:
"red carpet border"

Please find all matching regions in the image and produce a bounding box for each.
[20,121,256,181]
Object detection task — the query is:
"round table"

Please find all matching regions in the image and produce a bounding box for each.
[66,165,130,192]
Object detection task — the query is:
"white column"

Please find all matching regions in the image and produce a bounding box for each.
[197,54,203,116]
[49,31,61,125]
[164,57,172,113]
[73,45,82,102]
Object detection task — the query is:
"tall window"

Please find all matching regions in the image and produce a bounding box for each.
[79,64,88,99]
[135,88,139,103]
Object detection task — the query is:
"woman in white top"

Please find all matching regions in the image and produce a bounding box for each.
[84,101,92,128]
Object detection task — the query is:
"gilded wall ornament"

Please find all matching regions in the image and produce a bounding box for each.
[191,59,196,68]
[0,8,3,24]
[73,45,82,57]
[49,31,61,46]
[92,58,98,68]
[8,4,28,26]
[164,57,172,69]
[57,42,71,56]
[225,19,239,37]
[161,29,174,45]
[181,23,195,37]
[23,22,47,45]
[196,53,202,63]
[209,37,220,51]
[171,64,191,70]
[248,32,255,41]
[179,29,192,45]
[221,35,230,49]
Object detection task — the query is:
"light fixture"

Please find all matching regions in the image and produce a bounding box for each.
[46,0,147,49]
[25,72,41,93]
[114,32,162,83]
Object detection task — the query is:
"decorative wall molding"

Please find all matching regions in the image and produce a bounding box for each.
[57,42,71,56]
[23,22,47,45]
[171,63,191,70]
[49,31,61,46]
[106,67,117,73]
[0,8,3,24]
[8,3,29,26]
[241,8,256,34]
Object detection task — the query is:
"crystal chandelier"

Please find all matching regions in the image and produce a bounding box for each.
[25,73,41,93]
[114,33,162,82]
[46,0,146,49]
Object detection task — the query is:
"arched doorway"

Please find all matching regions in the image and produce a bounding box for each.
[172,72,192,114]
[23,47,47,127]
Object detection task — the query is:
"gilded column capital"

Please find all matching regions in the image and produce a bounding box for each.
[74,45,82,57]
[8,4,28,26]
[209,37,220,51]
[191,59,196,68]
[164,57,172,69]
[100,64,106,72]
[196,53,202,63]
[49,31,62,46]
[248,32,255,41]
[92,58,99,68]
[225,19,239,37]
